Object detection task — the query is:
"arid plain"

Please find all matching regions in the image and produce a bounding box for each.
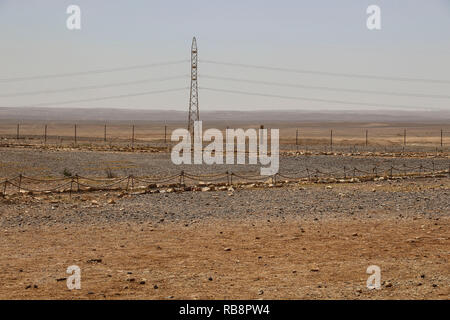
[0,111,449,299]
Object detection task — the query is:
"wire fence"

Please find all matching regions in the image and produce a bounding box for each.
[1,123,449,153]
[1,162,449,196]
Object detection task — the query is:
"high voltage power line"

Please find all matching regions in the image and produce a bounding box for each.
[201,60,450,84]
[201,75,450,100]
[0,60,189,83]
[0,75,189,98]
[12,87,188,108]
[200,87,432,110]
[1,56,448,110]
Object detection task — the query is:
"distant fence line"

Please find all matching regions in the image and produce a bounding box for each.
[2,123,450,148]
[1,162,449,196]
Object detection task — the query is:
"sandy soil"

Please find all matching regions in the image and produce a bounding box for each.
[0,216,448,300]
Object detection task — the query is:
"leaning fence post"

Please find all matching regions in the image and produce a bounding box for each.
[18,174,22,192]
[273,174,277,184]
[3,180,8,195]
[343,166,346,178]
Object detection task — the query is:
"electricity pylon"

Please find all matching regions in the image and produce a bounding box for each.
[187,37,199,132]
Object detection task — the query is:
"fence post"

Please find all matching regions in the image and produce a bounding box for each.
[18,174,22,192]
[180,171,184,185]
[330,129,333,151]
[164,125,167,143]
[365,130,368,147]
[403,129,406,146]
[75,174,80,192]
[104,124,107,142]
[70,178,73,197]
[131,125,135,148]
[441,129,443,148]
[296,129,298,146]
[16,124,20,141]
[44,124,47,145]
[74,124,77,145]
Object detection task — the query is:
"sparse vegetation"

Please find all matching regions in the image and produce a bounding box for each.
[62,168,72,177]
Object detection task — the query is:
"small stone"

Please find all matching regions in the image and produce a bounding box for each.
[258,290,264,295]
[224,248,231,251]
[87,258,102,264]
[208,277,213,281]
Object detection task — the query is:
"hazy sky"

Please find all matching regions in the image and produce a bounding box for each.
[0,0,449,111]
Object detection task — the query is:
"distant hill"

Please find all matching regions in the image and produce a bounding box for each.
[0,107,448,123]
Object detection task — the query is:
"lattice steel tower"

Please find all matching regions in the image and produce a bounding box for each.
[187,37,199,132]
